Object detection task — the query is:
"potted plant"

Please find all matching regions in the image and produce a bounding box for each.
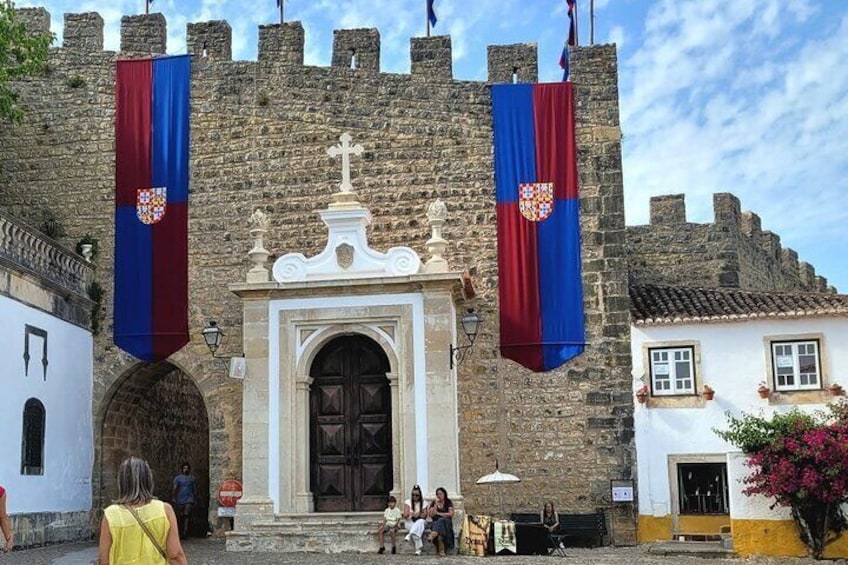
[829,383,845,397]
[702,385,715,401]
[635,384,649,404]
[757,381,771,399]
[76,233,99,262]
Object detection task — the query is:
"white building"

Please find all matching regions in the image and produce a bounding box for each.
[0,211,95,546]
[631,283,848,558]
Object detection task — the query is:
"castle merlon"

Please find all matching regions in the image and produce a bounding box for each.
[14,7,584,85]
[635,192,834,293]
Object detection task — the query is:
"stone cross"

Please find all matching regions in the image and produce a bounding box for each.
[327,132,364,194]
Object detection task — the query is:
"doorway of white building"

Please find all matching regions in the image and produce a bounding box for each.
[668,454,730,538]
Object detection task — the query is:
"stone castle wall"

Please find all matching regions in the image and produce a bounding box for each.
[0,8,634,542]
[627,193,835,293]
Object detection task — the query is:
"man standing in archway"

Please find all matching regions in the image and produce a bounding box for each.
[172,462,198,539]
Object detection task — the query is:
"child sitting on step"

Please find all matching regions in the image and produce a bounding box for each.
[377,495,403,554]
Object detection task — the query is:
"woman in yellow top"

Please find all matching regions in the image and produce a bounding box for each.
[98,457,187,565]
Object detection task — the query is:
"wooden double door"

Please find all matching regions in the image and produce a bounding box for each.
[309,335,393,512]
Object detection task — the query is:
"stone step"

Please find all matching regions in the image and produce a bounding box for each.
[227,512,463,554]
[647,540,736,559]
[226,527,447,554]
[274,512,383,523]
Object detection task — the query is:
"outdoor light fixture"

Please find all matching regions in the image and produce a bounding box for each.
[202,321,247,378]
[202,320,225,355]
[450,308,482,369]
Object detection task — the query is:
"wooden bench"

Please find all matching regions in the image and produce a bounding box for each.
[510,511,608,547]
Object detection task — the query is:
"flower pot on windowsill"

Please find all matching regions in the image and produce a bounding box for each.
[702,386,715,401]
[757,387,771,399]
[829,384,844,397]
[635,386,649,405]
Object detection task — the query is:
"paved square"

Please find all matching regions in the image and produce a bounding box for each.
[0,538,827,565]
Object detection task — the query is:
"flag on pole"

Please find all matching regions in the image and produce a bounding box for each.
[427,0,437,27]
[492,82,585,372]
[560,0,577,80]
[114,55,190,362]
[276,0,281,6]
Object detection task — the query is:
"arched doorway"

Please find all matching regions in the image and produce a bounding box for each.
[100,362,209,535]
[309,334,392,512]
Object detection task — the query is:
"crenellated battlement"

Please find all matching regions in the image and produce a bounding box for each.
[629,192,836,293]
[15,8,540,84]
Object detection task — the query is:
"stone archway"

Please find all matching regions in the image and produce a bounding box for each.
[100,362,210,536]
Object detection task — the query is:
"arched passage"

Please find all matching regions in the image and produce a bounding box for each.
[100,362,210,536]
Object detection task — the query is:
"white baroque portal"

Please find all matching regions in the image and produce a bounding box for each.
[228,133,465,552]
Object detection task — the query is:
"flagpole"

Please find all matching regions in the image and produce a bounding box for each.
[573,0,579,46]
[590,0,594,45]
[145,0,149,15]
[280,0,284,24]
[426,1,431,37]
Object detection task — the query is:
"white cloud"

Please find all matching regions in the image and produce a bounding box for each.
[619,0,848,286]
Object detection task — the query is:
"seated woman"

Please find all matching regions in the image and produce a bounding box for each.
[540,501,559,532]
[403,485,428,555]
[427,487,455,557]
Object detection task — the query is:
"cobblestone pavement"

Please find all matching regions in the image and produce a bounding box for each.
[0,538,829,565]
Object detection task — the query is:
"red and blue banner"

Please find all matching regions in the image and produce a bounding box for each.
[114,55,190,362]
[493,82,585,372]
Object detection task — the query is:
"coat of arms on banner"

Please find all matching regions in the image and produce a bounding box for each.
[518,182,554,222]
[136,187,167,225]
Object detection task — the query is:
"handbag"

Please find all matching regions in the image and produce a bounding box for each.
[123,504,168,562]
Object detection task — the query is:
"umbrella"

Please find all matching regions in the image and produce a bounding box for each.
[476,459,520,518]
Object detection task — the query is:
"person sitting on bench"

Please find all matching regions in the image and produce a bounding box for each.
[540,501,560,533]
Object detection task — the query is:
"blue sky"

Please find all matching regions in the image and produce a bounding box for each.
[17,0,848,290]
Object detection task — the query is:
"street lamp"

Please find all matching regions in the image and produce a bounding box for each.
[202,321,247,378]
[450,309,482,369]
[202,320,224,355]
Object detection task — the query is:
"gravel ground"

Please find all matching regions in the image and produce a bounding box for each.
[0,538,835,565]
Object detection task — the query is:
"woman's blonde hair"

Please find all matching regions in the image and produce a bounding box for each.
[116,457,155,505]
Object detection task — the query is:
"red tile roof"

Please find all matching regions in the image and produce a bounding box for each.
[630,284,848,326]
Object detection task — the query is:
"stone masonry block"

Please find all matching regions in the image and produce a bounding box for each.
[741,210,762,238]
[258,21,304,65]
[410,35,452,80]
[121,13,166,54]
[799,261,816,291]
[187,20,232,60]
[781,248,799,279]
[14,7,50,35]
[587,417,616,429]
[586,392,611,405]
[63,13,103,51]
[332,28,380,72]
[649,194,686,225]
[759,231,781,260]
[712,192,741,227]
[487,43,538,83]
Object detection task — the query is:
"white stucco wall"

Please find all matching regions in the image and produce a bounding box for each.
[0,295,93,514]
[632,316,848,519]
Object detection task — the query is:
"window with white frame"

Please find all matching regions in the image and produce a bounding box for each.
[771,340,821,391]
[649,346,695,395]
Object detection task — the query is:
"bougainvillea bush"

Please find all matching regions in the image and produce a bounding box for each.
[716,406,848,559]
